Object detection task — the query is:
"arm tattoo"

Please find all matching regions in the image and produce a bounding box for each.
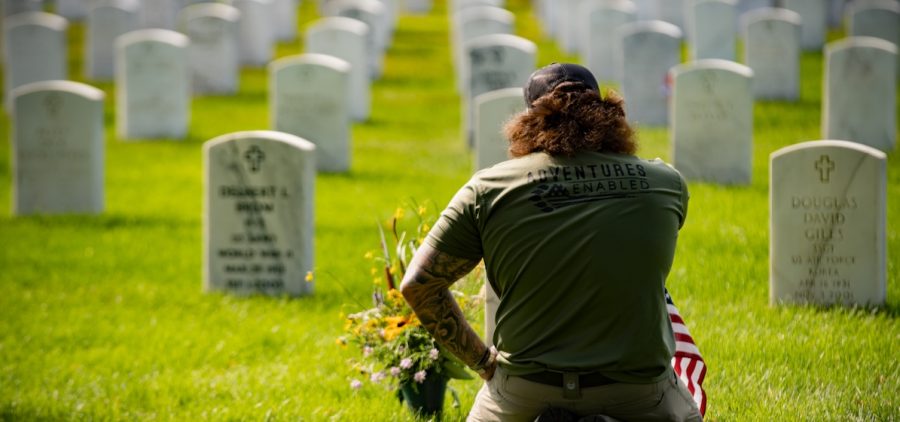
[400,243,486,368]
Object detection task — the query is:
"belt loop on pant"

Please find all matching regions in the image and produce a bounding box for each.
[562,372,581,399]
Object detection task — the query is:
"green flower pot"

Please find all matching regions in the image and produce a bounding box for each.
[398,373,449,418]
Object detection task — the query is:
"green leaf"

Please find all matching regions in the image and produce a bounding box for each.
[441,358,474,380]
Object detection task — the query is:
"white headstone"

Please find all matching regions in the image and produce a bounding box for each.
[770,140,887,307]
[233,0,275,67]
[847,0,900,74]
[10,80,105,215]
[474,87,524,170]
[269,54,352,173]
[203,130,316,297]
[85,0,139,81]
[327,0,388,79]
[781,0,827,51]
[116,29,191,140]
[690,0,737,61]
[180,3,241,94]
[3,12,68,107]
[56,0,88,20]
[742,7,801,100]
[618,20,683,126]
[655,0,685,30]
[305,17,371,121]
[823,37,897,152]
[453,6,514,92]
[2,0,43,17]
[464,34,536,144]
[273,0,298,41]
[631,0,655,20]
[139,0,179,29]
[405,0,432,13]
[670,59,754,184]
[582,0,637,83]
[737,0,772,16]
[556,0,579,53]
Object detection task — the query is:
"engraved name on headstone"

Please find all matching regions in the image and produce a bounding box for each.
[11,81,105,215]
[770,140,887,306]
[204,131,316,296]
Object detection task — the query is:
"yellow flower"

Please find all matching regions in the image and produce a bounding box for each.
[421,223,430,233]
[387,289,404,304]
[370,267,378,276]
[382,315,418,341]
[394,207,405,219]
[305,271,314,282]
[336,337,347,347]
[364,251,374,260]
[372,277,381,285]
[417,205,427,216]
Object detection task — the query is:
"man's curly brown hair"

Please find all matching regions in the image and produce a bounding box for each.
[504,82,637,158]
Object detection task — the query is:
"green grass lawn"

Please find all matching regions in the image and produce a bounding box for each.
[1,0,898,420]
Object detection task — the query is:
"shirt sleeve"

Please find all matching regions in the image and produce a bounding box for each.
[423,182,484,260]
[678,171,689,229]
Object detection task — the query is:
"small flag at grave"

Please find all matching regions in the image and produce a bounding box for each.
[666,289,707,417]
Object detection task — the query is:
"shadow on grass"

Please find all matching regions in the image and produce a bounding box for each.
[2,213,194,230]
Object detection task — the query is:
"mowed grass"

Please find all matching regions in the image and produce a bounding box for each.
[0,0,898,420]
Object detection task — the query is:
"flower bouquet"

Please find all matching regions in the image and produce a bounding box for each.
[339,203,485,417]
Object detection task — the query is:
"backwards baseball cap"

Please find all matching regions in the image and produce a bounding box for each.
[524,62,600,108]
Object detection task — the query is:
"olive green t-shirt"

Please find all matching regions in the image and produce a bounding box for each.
[424,151,689,384]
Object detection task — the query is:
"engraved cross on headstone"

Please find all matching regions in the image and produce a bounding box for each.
[815,154,835,183]
[244,145,265,172]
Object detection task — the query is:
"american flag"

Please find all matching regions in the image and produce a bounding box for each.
[666,289,707,417]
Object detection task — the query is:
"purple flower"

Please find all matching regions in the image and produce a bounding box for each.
[414,370,427,383]
[399,358,413,369]
[350,379,363,390]
[429,348,440,360]
[370,371,386,383]
[390,367,401,377]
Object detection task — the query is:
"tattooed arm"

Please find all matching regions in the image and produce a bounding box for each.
[400,242,496,380]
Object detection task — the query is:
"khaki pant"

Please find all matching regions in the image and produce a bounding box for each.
[467,366,703,422]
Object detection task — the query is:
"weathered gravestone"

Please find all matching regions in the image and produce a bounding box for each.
[327,0,388,79]
[453,6,514,92]
[269,54,352,173]
[781,0,827,51]
[139,0,179,29]
[56,0,88,20]
[233,0,275,67]
[464,34,536,145]
[690,0,737,61]
[474,87,524,170]
[180,3,240,94]
[618,20,683,126]
[582,0,637,83]
[273,0,298,41]
[11,81,104,215]
[306,17,370,121]
[670,59,754,184]
[823,37,897,152]
[204,131,316,296]
[3,12,68,107]
[847,0,900,75]
[116,29,190,140]
[742,7,801,100]
[85,0,139,81]
[770,140,887,307]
